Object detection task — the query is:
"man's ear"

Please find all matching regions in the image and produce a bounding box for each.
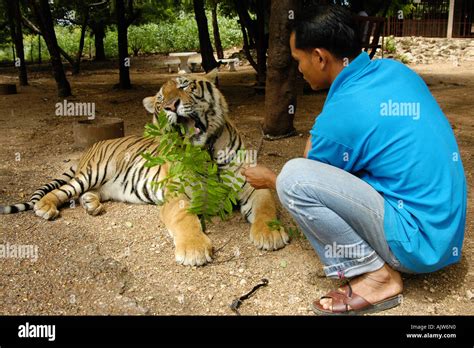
[312,48,327,69]
[142,96,156,113]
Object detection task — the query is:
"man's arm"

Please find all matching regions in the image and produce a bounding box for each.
[242,135,313,190]
[304,135,312,158]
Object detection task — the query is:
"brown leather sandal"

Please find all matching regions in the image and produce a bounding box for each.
[312,282,403,316]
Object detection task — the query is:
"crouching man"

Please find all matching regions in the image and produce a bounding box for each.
[242,4,466,315]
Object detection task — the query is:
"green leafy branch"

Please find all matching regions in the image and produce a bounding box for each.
[267,219,305,241]
[142,110,245,227]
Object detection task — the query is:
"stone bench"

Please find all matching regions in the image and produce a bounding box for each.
[164,59,180,73]
[219,58,239,72]
[169,52,200,73]
[164,60,202,73]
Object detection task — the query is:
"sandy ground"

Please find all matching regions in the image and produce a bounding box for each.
[0,56,473,315]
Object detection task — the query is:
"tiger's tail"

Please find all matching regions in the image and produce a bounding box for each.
[0,165,77,214]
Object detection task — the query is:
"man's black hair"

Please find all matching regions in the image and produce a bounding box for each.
[292,4,362,59]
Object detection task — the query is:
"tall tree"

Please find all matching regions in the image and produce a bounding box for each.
[210,0,224,60]
[234,0,269,85]
[87,0,112,61]
[193,0,218,72]
[22,15,75,67]
[28,0,71,97]
[255,0,269,85]
[52,0,109,73]
[263,0,298,138]
[115,0,131,88]
[72,2,90,74]
[5,0,28,85]
[90,19,106,60]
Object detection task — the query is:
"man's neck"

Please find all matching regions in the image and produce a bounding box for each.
[328,59,345,86]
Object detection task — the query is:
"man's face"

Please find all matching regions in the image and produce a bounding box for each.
[290,32,331,90]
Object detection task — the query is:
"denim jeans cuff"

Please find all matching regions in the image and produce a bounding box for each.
[323,251,385,279]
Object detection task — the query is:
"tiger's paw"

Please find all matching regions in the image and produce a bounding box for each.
[174,232,213,266]
[250,220,289,251]
[80,192,104,216]
[34,199,59,220]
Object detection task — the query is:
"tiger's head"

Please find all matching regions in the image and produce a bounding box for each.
[143,70,228,147]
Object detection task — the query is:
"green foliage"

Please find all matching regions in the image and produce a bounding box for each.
[0,26,96,63]
[0,9,242,62]
[384,35,397,54]
[127,13,242,54]
[398,54,410,64]
[55,26,93,57]
[103,29,118,58]
[267,219,305,241]
[142,110,245,223]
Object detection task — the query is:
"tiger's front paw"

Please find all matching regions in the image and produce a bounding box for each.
[34,198,59,220]
[80,192,104,216]
[174,232,213,266]
[250,220,289,251]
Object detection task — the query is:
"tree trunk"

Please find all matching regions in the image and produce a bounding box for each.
[263,0,298,138]
[193,0,218,73]
[5,0,28,86]
[72,8,90,75]
[22,14,75,67]
[237,16,257,71]
[93,22,106,61]
[116,0,131,89]
[38,34,42,63]
[234,0,256,46]
[235,0,268,81]
[211,1,224,60]
[28,0,71,97]
[255,0,268,86]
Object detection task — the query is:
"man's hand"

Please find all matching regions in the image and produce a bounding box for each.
[241,165,277,190]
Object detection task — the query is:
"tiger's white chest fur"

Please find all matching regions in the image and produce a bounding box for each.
[100,179,164,204]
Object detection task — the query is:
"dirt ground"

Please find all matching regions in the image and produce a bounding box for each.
[0,55,473,316]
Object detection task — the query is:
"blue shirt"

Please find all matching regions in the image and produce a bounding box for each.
[308,52,466,273]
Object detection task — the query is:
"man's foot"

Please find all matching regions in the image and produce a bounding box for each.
[319,264,403,312]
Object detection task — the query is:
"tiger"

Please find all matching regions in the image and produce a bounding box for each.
[0,72,289,266]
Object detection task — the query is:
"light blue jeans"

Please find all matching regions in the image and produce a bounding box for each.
[276,158,412,279]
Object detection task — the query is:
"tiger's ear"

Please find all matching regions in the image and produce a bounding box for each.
[204,68,218,84]
[142,96,156,114]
